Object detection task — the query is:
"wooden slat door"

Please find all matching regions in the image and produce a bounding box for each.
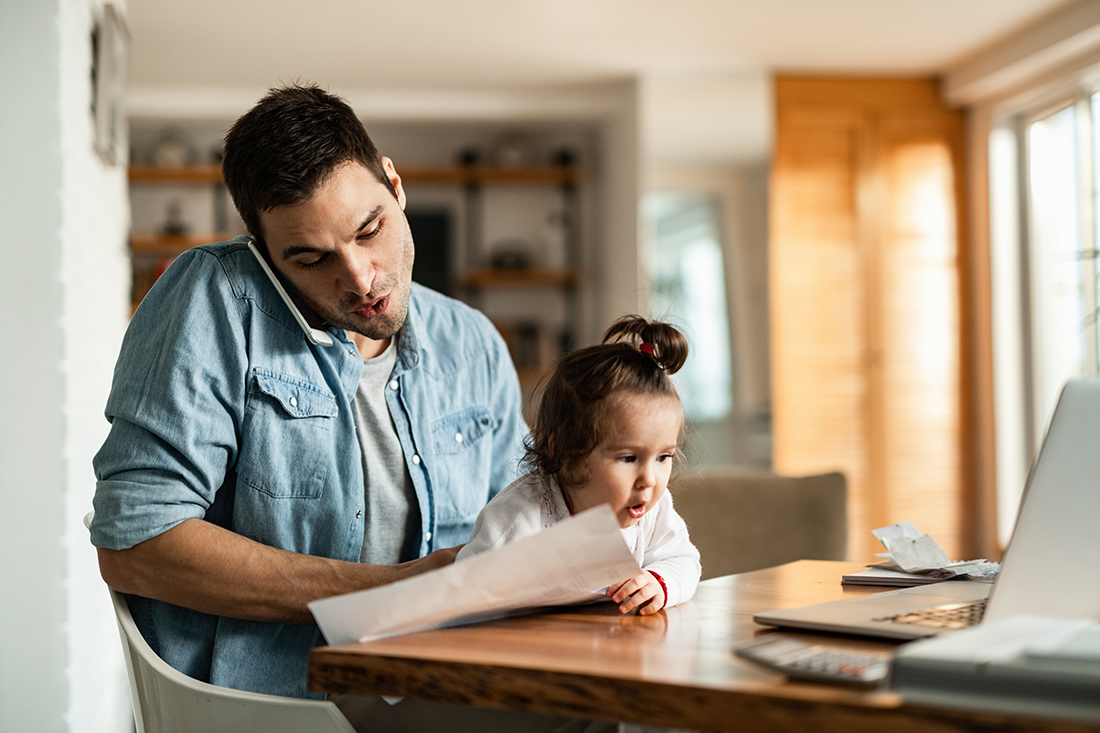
[771,78,968,562]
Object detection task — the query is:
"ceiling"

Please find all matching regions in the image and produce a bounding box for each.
[124,0,1074,164]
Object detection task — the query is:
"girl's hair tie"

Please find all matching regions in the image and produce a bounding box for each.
[640,342,655,356]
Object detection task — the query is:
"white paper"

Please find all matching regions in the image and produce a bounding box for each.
[872,522,922,543]
[867,523,1000,578]
[943,559,1000,580]
[309,505,642,644]
[879,533,954,573]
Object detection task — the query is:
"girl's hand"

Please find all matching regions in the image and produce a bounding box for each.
[606,571,665,615]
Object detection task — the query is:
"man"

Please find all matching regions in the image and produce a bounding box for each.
[90,85,605,730]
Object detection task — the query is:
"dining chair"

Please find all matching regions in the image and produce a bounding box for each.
[671,469,848,579]
[84,512,356,733]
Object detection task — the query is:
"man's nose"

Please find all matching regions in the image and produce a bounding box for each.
[340,252,375,295]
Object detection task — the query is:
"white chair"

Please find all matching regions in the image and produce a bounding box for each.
[84,512,356,733]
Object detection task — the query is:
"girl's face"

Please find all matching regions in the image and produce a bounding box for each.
[566,393,682,528]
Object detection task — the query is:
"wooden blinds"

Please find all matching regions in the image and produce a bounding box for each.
[770,77,970,562]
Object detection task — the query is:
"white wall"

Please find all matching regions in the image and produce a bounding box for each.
[591,81,643,331]
[0,0,131,730]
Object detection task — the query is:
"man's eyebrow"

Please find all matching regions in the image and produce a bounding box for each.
[280,206,386,260]
[282,244,324,260]
[354,206,385,236]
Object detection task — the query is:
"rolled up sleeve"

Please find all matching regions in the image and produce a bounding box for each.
[91,249,248,550]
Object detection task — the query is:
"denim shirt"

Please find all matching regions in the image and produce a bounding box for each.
[90,238,528,698]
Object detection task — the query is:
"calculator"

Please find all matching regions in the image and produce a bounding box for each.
[734,635,893,686]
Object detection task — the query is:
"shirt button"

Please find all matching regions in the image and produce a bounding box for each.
[412,454,421,465]
[355,509,362,519]
[389,380,399,390]
[454,433,463,444]
[348,349,356,357]
[289,396,298,408]
[425,532,432,542]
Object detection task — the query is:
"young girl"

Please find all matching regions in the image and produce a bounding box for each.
[457,315,701,616]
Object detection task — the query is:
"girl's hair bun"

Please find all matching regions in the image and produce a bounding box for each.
[602,315,688,375]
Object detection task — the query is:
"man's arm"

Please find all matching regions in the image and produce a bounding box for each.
[97,519,459,624]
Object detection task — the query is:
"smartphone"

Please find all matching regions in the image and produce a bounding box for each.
[247,240,334,347]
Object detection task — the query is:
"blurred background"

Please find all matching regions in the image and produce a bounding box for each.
[4,0,1100,729]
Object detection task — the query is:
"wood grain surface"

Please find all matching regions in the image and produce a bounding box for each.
[309,560,1100,732]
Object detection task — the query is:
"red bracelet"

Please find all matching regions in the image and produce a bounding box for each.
[647,570,668,610]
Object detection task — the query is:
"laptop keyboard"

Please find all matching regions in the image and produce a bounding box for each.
[874,598,988,629]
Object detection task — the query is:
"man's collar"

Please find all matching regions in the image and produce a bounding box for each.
[391,289,422,375]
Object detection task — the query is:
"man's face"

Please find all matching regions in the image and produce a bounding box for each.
[258,160,414,356]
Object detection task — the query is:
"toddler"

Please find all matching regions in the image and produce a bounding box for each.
[457,315,701,615]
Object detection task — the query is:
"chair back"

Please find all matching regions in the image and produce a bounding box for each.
[672,469,847,579]
[87,513,355,732]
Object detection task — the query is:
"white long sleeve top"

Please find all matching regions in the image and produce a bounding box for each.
[456,471,701,609]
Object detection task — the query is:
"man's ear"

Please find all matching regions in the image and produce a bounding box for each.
[381,156,406,210]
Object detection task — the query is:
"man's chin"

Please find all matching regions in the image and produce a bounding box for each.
[344,310,407,343]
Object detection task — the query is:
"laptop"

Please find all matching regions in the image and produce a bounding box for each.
[753,378,1100,640]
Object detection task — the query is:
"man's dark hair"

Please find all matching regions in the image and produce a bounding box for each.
[222,83,396,244]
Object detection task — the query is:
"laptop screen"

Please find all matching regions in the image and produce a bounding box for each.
[983,378,1100,624]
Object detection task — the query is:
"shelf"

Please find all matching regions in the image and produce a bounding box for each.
[461,268,581,289]
[131,233,233,254]
[399,165,580,186]
[129,164,224,183]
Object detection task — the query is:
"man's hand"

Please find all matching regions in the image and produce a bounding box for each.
[606,571,665,615]
[395,544,463,574]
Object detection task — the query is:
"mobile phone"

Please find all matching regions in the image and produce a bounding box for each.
[247,240,334,346]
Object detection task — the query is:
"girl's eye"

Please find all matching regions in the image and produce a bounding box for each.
[617,455,636,463]
[658,453,674,463]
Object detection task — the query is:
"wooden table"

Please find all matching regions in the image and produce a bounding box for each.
[308,560,1100,732]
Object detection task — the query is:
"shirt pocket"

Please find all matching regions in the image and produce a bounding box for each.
[238,369,338,499]
[430,406,496,523]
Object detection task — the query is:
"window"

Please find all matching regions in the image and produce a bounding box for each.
[642,192,732,422]
[990,89,1100,542]
[1027,105,1090,424]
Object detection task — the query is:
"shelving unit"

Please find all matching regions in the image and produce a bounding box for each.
[127,163,235,308]
[451,163,582,393]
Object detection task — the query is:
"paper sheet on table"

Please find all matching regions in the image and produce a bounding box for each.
[872,521,953,573]
[309,505,642,644]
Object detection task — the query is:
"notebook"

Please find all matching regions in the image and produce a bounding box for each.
[753,378,1100,640]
